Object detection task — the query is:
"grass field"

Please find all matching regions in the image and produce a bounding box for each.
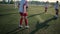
[0,4,60,34]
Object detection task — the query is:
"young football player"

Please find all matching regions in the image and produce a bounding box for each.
[54,1,59,18]
[18,0,29,28]
[45,1,49,12]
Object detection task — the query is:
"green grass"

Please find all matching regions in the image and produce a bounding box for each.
[0,4,60,34]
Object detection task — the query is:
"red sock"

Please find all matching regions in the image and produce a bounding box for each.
[25,18,28,26]
[20,18,23,25]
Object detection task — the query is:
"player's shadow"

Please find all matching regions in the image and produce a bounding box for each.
[30,16,57,34]
[6,28,26,34]
[28,12,45,18]
[0,13,18,16]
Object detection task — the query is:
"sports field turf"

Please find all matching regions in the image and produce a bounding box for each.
[0,4,60,34]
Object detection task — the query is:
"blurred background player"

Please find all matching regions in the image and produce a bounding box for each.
[18,0,29,28]
[54,1,59,18]
[44,1,49,12]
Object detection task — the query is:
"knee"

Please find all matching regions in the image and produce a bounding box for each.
[24,16,27,19]
[21,16,24,19]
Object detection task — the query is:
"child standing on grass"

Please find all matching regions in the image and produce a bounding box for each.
[54,1,59,18]
[44,1,49,12]
[18,0,29,28]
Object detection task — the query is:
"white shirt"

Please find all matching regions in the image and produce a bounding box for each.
[19,0,25,13]
[54,3,59,9]
[45,4,48,8]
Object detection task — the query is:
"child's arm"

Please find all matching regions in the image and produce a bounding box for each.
[26,2,28,8]
[24,5,27,13]
[18,3,20,8]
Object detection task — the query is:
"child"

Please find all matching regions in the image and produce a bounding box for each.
[54,1,59,18]
[18,0,29,28]
[45,1,49,12]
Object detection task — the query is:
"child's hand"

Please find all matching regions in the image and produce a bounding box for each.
[18,3,20,8]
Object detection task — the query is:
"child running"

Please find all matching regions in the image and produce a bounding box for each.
[44,1,49,12]
[54,1,59,18]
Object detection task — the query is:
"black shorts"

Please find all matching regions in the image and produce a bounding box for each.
[55,9,59,12]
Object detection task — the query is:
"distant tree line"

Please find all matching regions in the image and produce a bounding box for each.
[30,1,46,5]
[29,1,60,6]
[0,0,60,6]
[0,0,14,4]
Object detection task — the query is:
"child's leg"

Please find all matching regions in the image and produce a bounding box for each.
[24,16,29,28]
[24,16,28,26]
[45,7,47,12]
[55,9,59,18]
[24,13,28,26]
[45,9,47,12]
[56,9,59,16]
[20,13,23,25]
[20,16,23,25]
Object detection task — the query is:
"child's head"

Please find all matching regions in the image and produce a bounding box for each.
[56,1,59,4]
[46,1,49,4]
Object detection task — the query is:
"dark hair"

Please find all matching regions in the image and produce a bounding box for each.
[56,1,58,3]
[46,1,49,4]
